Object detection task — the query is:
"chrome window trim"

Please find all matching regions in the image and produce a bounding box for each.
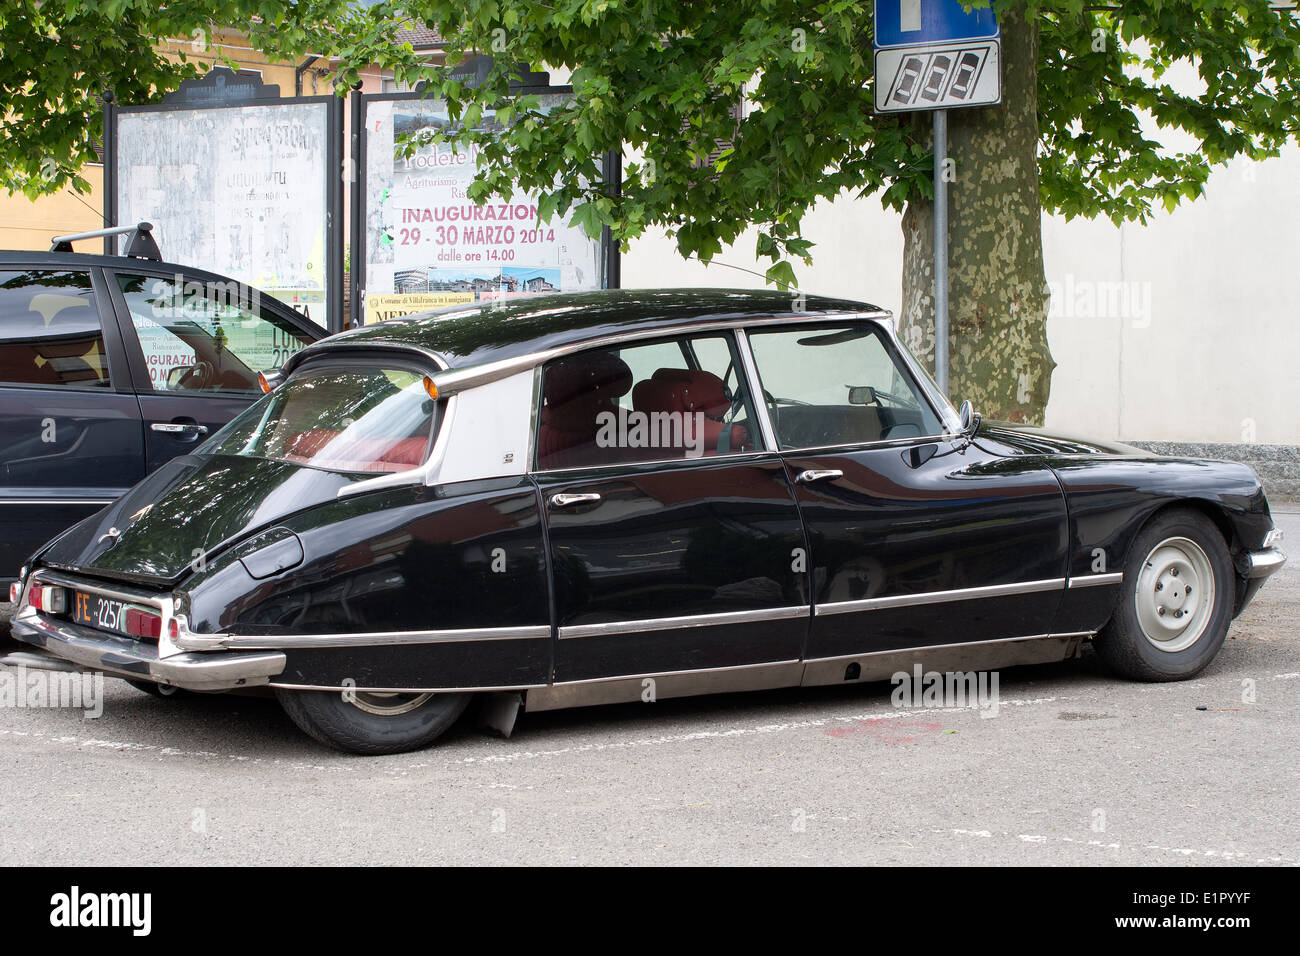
[436,310,894,398]
[558,604,811,640]
[534,448,774,477]
[530,326,776,475]
[1067,572,1124,589]
[741,317,960,453]
[336,389,461,499]
[815,577,1066,616]
[733,328,778,452]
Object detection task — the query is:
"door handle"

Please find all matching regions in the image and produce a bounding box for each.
[550,492,602,508]
[795,469,843,484]
[151,422,209,435]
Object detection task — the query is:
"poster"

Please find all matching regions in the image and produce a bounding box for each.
[115,102,331,327]
[364,291,474,325]
[363,95,603,311]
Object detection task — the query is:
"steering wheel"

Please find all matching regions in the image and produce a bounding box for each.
[176,360,215,391]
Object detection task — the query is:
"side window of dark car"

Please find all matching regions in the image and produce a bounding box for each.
[536,333,763,471]
[746,323,944,450]
[117,273,313,393]
[0,270,110,388]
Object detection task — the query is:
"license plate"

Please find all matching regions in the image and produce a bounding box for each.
[71,591,130,636]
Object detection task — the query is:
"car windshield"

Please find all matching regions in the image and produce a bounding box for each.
[206,365,438,474]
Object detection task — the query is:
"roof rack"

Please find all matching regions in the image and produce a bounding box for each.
[49,222,162,261]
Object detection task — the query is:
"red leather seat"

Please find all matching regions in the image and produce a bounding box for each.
[537,352,632,470]
[631,368,751,457]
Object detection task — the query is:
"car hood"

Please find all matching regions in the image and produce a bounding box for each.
[37,454,361,587]
[973,420,1154,458]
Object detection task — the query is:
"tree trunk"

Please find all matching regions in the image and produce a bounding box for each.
[898,1,1054,424]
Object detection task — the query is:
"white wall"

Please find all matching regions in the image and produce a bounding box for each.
[621,146,1300,445]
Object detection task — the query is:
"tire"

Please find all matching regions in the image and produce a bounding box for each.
[125,679,185,698]
[275,687,472,755]
[1094,508,1235,681]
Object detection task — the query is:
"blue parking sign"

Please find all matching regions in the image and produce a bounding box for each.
[875,0,1000,49]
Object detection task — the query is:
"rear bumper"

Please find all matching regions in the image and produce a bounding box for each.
[9,607,285,691]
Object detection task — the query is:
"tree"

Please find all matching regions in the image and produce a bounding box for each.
[7,2,1300,421]
[0,1,348,197]
[328,0,1300,422]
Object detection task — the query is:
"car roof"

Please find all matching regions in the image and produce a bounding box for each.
[316,288,888,370]
[0,248,324,337]
[0,248,261,282]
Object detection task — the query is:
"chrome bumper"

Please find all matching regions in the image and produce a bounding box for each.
[1240,547,1286,580]
[9,607,286,692]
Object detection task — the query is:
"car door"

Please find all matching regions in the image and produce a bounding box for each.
[0,265,144,581]
[105,266,319,470]
[742,320,1070,663]
[533,330,810,683]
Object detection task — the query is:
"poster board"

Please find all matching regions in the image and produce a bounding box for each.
[358,92,608,326]
[111,92,339,330]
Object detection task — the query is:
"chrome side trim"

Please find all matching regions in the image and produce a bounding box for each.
[0,498,116,506]
[1068,572,1124,589]
[815,578,1065,616]
[1241,547,1286,580]
[558,605,810,640]
[269,681,547,694]
[204,625,551,651]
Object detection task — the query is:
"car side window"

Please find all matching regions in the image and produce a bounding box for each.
[117,273,312,393]
[536,332,763,471]
[0,270,110,388]
[746,323,943,450]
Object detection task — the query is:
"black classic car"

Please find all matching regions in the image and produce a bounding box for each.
[0,224,322,584]
[6,289,1287,753]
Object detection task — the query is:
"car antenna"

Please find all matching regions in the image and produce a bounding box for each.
[686,255,805,295]
[49,222,162,262]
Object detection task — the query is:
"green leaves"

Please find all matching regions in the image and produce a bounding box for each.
[8,0,1300,287]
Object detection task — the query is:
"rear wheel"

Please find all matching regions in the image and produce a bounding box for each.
[275,687,472,755]
[1094,509,1234,681]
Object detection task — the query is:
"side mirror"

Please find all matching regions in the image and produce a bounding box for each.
[166,364,196,390]
[958,399,982,437]
[847,385,877,406]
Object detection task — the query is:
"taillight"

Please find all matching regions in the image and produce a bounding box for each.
[8,582,20,604]
[121,606,162,640]
[26,584,68,614]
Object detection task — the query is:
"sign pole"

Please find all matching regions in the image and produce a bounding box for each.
[933,108,949,393]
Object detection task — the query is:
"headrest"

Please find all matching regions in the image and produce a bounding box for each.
[650,368,730,417]
[544,351,633,407]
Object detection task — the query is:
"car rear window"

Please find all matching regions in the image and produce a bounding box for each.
[206,365,437,474]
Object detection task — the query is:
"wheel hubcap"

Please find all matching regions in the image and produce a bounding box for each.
[1135,536,1215,653]
[349,692,434,716]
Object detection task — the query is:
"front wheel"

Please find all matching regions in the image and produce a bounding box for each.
[1094,509,1235,681]
[276,687,472,755]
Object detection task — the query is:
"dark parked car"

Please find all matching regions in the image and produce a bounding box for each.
[0,224,321,584]
[7,290,1286,753]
